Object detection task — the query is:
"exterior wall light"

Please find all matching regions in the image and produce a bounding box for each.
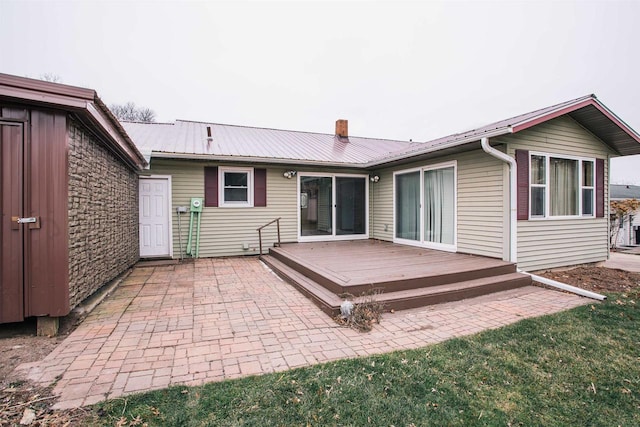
[283,170,297,179]
[370,175,380,183]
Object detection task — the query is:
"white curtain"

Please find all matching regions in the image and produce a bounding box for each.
[550,158,578,216]
[424,167,454,245]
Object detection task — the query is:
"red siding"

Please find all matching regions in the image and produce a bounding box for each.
[26,110,69,317]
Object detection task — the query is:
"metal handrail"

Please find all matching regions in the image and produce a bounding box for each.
[256,217,281,256]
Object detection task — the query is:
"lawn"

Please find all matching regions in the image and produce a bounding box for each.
[94,290,640,426]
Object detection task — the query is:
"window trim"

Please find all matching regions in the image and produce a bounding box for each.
[392,160,458,252]
[528,152,595,220]
[219,166,254,207]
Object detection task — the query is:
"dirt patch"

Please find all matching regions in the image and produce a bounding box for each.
[0,313,97,426]
[537,266,640,294]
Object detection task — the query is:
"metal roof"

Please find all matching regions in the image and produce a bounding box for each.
[122,120,414,166]
[122,94,640,169]
[0,73,147,170]
[368,95,640,167]
[611,184,640,199]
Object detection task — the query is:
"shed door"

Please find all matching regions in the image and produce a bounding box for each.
[139,178,171,257]
[0,122,24,323]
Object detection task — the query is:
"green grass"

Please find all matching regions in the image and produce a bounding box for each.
[94,291,640,426]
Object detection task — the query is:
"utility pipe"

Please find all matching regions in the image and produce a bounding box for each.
[519,270,607,301]
[480,137,517,263]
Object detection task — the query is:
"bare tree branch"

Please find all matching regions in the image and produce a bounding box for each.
[109,102,156,122]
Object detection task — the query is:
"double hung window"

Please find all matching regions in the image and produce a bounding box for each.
[220,167,253,207]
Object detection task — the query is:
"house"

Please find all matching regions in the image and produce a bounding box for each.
[123,94,640,273]
[610,184,640,247]
[0,74,146,332]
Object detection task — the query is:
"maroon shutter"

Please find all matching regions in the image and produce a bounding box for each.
[515,149,529,220]
[204,166,218,207]
[596,158,605,217]
[254,168,267,207]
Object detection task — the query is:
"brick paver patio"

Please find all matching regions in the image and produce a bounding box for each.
[15,258,590,409]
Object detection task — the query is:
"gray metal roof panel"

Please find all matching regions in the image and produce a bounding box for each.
[122,120,413,165]
[122,94,640,168]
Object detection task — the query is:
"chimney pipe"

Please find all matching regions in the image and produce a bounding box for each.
[335,119,348,139]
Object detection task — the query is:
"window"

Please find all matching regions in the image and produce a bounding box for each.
[220,167,253,207]
[529,153,595,218]
[394,162,456,250]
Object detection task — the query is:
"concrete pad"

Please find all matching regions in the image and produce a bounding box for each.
[603,252,640,272]
[14,257,590,409]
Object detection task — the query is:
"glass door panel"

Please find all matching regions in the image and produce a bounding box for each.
[300,176,332,237]
[424,167,455,245]
[395,171,420,241]
[336,177,366,235]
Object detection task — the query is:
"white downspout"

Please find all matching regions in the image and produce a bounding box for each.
[480,137,606,301]
[480,137,517,263]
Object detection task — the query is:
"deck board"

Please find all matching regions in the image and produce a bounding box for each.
[275,240,513,286]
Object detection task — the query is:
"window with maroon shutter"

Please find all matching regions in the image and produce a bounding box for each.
[204,166,266,207]
[204,166,218,207]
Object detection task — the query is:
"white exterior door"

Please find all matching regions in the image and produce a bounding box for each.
[139,177,171,257]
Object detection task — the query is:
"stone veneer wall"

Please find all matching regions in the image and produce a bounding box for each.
[67,118,139,308]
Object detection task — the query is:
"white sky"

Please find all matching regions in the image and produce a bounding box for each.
[1,0,639,183]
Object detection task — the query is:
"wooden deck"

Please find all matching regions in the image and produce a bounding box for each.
[261,240,531,316]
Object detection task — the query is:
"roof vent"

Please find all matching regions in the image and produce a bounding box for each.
[206,126,213,142]
[335,119,348,139]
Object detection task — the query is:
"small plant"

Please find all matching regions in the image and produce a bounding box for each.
[335,288,385,332]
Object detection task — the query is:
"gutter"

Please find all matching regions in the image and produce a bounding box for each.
[480,136,517,263]
[480,136,606,301]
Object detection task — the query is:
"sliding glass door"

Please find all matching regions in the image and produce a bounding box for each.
[299,174,367,240]
[394,162,456,250]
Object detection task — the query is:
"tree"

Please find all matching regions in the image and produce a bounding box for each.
[610,198,640,249]
[39,73,62,83]
[109,102,156,122]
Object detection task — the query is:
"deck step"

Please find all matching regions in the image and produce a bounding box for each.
[359,272,531,311]
[269,245,518,295]
[261,255,343,316]
[261,255,532,316]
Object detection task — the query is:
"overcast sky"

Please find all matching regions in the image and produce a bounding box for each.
[1,0,639,183]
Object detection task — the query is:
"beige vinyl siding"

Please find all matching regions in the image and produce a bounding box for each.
[371,149,506,259]
[147,159,298,258]
[147,160,366,258]
[499,115,616,271]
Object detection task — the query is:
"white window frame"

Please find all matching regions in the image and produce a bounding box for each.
[529,152,595,220]
[219,166,254,207]
[392,160,457,252]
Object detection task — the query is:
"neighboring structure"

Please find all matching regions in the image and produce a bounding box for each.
[124,94,640,272]
[610,184,640,247]
[0,74,146,330]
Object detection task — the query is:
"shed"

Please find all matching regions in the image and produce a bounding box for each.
[0,74,146,333]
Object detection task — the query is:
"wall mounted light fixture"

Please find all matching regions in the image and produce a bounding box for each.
[370,175,380,183]
[283,170,297,179]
